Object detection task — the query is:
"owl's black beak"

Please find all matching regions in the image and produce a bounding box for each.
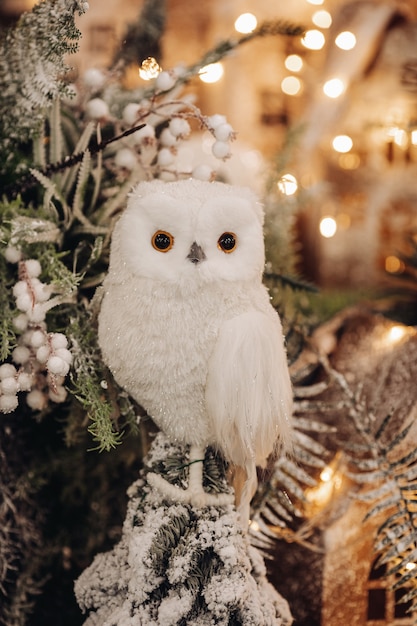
[187,242,206,264]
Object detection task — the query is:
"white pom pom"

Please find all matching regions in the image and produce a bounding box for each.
[28,304,46,323]
[214,123,234,142]
[85,98,109,120]
[36,345,51,363]
[159,128,177,147]
[168,118,190,138]
[26,389,47,411]
[15,293,33,313]
[0,364,17,380]
[49,386,68,404]
[192,164,214,182]
[212,140,231,160]
[207,114,227,129]
[157,148,175,166]
[47,356,70,377]
[115,148,137,171]
[22,330,34,346]
[24,259,42,278]
[33,282,51,303]
[50,333,68,350]
[83,68,106,89]
[0,394,18,414]
[130,124,155,145]
[13,313,29,332]
[1,377,19,395]
[17,371,32,392]
[13,281,29,298]
[54,348,73,365]
[155,70,176,91]
[122,102,140,125]
[4,246,22,263]
[12,346,31,365]
[30,329,46,349]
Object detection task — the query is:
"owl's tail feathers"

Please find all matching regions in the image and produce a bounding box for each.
[228,462,258,531]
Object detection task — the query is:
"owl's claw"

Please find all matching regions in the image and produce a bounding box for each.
[146,444,234,508]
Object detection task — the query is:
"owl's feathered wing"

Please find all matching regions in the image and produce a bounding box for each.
[205,309,292,522]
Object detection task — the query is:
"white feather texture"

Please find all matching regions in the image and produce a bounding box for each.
[98,179,292,516]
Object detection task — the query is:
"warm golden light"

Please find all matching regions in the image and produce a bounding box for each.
[323,78,345,98]
[234,12,257,33]
[277,173,298,195]
[385,255,404,274]
[139,57,161,80]
[249,519,260,532]
[302,30,326,50]
[332,135,353,153]
[312,10,332,28]
[281,76,302,96]
[306,0,324,5]
[338,153,360,170]
[406,563,417,571]
[320,467,334,482]
[285,54,303,72]
[199,63,224,83]
[335,31,357,50]
[387,325,407,343]
[412,130,417,145]
[319,216,337,238]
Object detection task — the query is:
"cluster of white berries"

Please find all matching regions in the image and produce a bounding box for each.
[77,66,236,183]
[1,250,73,415]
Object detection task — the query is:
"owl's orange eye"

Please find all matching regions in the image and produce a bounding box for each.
[152,230,174,252]
[217,232,237,253]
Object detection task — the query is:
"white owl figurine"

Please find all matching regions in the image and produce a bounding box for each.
[98,179,292,520]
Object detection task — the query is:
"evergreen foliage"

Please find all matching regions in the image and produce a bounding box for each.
[75,433,293,626]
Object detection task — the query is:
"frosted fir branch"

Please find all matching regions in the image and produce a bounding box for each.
[0,0,88,145]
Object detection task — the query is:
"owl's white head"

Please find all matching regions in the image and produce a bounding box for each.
[109,179,265,289]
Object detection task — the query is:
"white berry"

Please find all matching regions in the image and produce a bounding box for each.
[0,364,17,379]
[15,293,33,313]
[4,246,22,263]
[36,345,51,363]
[159,128,177,147]
[115,148,137,171]
[47,356,70,377]
[169,118,190,138]
[0,394,18,413]
[192,164,214,182]
[1,377,19,395]
[214,123,234,142]
[157,148,175,167]
[30,330,47,349]
[207,114,227,129]
[13,281,29,298]
[54,348,73,365]
[13,313,29,332]
[50,334,68,350]
[85,98,109,120]
[26,389,47,411]
[17,372,32,392]
[49,386,68,404]
[212,140,231,159]
[83,68,105,89]
[123,102,140,125]
[25,259,42,278]
[12,346,31,365]
[155,70,176,91]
